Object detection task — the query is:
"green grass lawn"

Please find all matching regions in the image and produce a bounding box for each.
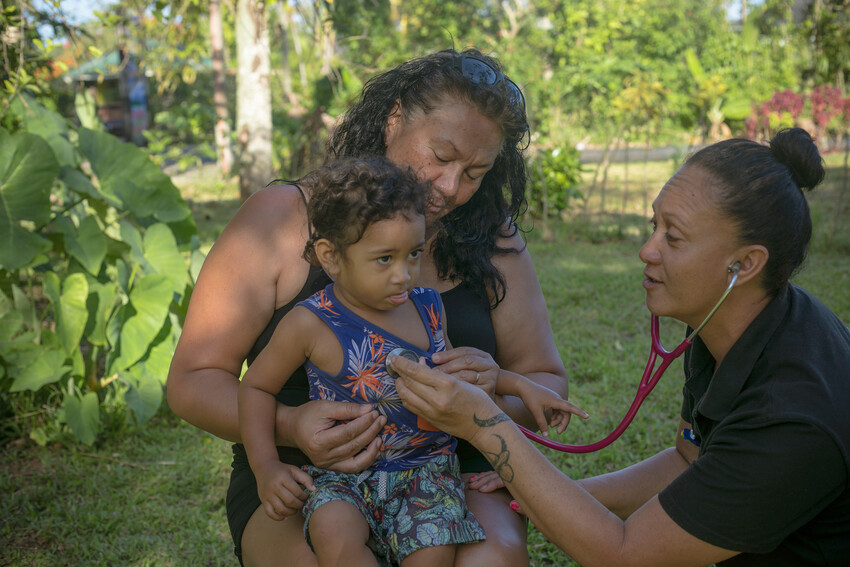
[2,154,847,566]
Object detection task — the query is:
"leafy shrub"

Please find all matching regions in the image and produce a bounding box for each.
[527,146,585,220]
[0,93,201,446]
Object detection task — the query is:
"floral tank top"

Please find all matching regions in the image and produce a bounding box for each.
[298,283,456,471]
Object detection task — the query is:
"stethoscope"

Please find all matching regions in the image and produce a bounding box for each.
[519,262,741,453]
[387,262,741,453]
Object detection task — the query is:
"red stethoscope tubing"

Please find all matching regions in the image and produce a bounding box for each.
[519,268,739,453]
[517,315,691,453]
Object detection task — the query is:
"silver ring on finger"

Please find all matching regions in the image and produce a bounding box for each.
[475,372,481,384]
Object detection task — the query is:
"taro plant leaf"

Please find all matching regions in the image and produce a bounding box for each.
[64,391,100,445]
[11,284,38,334]
[10,347,69,392]
[0,311,24,341]
[0,128,57,270]
[43,272,89,356]
[78,128,192,226]
[119,220,150,273]
[111,274,173,372]
[122,367,163,424]
[142,223,188,297]
[9,93,78,168]
[84,281,120,347]
[0,287,9,313]
[0,341,42,376]
[58,215,108,276]
[139,338,173,386]
[59,166,107,203]
[117,221,189,297]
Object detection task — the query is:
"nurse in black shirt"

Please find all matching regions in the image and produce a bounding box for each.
[395,127,850,566]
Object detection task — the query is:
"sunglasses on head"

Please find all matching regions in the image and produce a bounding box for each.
[449,55,526,111]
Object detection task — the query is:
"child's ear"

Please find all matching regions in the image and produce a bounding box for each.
[314,239,339,280]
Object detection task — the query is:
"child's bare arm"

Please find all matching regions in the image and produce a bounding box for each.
[238,307,320,518]
[496,372,589,435]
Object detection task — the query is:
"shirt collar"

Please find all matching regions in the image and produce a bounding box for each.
[688,285,791,422]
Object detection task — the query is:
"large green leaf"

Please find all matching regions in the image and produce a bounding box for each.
[0,128,57,270]
[0,287,9,315]
[9,94,78,168]
[140,338,174,386]
[123,368,163,424]
[112,274,173,371]
[58,273,89,356]
[43,271,89,356]
[0,311,23,342]
[59,216,108,276]
[0,226,53,271]
[11,284,38,334]
[64,391,100,445]
[0,130,59,222]
[0,340,42,373]
[10,347,69,392]
[59,166,107,203]
[84,281,120,347]
[143,223,188,297]
[78,128,192,225]
[119,220,148,271]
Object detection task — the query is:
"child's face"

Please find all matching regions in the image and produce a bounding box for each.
[334,212,426,312]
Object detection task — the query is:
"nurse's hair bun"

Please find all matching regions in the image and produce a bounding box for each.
[769,128,825,192]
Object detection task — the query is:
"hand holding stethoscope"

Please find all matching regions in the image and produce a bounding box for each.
[389,262,741,454]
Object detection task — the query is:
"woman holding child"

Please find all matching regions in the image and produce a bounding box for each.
[168,48,569,566]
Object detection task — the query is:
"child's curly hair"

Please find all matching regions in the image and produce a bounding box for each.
[302,157,431,264]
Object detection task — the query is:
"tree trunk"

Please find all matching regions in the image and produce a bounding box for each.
[236,0,273,200]
[210,0,234,175]
[276,2,299,103]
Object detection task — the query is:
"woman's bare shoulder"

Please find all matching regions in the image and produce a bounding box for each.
[211,184,308,253]
[232,183,307,228]
[198,182,312,304]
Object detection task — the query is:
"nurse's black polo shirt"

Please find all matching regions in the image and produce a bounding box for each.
[658,284,850,565]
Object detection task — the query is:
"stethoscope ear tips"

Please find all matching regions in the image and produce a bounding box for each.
[728,262,741,274]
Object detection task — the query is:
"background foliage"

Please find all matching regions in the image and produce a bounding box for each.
[1,92,200,446]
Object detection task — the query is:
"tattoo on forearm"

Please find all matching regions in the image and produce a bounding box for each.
[473,412,511,428]
[472,413,514,482]
[482,434,514,483]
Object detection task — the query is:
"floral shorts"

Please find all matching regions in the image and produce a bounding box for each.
[302,454,485,566]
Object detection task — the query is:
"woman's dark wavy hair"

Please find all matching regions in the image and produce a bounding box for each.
[326,48,530,307]
[302,156,429,265]
[685,128,825,296]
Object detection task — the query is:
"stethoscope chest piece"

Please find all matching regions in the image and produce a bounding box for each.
[385,347,420,379]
